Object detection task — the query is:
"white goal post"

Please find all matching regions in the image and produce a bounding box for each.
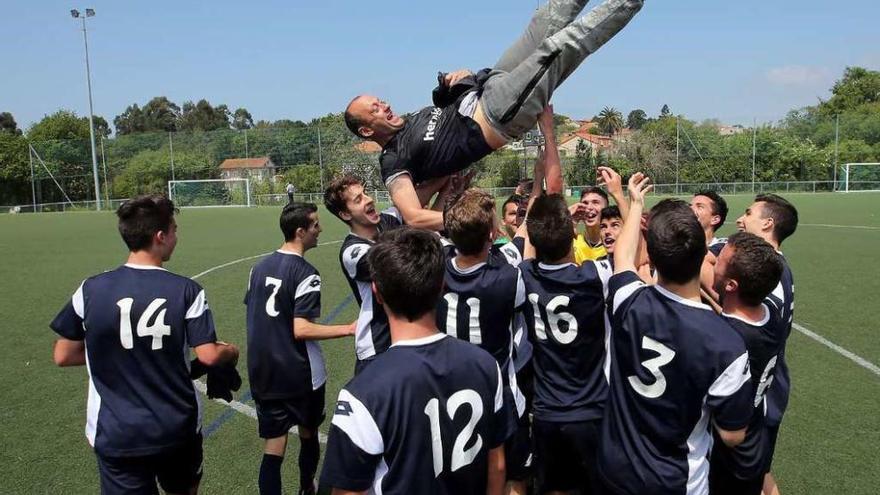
[841,163,880,193]
[167,178,252,208]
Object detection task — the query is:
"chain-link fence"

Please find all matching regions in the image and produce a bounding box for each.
[3,113,879,212]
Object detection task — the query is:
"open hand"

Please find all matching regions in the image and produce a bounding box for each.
[597,166,623,196]
[627,172,653,205]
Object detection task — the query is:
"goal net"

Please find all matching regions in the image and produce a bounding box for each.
[167,179,252,207]
[841,163,880,192]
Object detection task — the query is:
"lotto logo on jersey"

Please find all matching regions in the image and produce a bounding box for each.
[335,400,354,416]
[309,278,321,288]
[350,247,362,259]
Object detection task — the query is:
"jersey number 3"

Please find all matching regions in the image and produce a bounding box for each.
[116,298,171,350]
[424,389,484,477]
[628,336,675,399]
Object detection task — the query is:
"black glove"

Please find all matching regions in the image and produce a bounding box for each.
[189,359,242,403]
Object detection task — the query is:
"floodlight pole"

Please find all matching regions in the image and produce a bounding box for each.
[751,118,757,193]
[73,9,102,211]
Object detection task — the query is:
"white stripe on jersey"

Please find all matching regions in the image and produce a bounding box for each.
[354,280,378,361]
[72,281,85,319]
[686,398,712,495]
[333,389,384,455]
[612,279,645,314]
[185,289,209,320]
[708,352,751,397]
[305,341,327,389]
[84,347,101,447]
[494,363,504,413]
[294,274,321,300]
[499,243,522,267]
[342,243,370,279]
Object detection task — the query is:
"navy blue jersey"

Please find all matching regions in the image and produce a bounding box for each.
[708,237,727,257]
[320,334,512,494]
[436,253,526,416]
[765,255,794,427]
[340,209,402,362]
[713,304,785,480]
[245,250,325,401]
[519,259,608,422]
[598,271,753,495]
[50,264,217,457]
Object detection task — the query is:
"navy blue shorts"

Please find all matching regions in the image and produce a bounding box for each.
[96,434,203,495]
[255,385,326,439]
[534,418,601,493]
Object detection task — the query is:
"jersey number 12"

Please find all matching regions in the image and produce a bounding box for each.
[424,389,484,477]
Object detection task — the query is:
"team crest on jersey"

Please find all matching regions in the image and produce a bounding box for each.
[335,400,354,416]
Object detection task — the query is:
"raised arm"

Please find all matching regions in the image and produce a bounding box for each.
[387,175,445,230]
[597,166,629,221]
[614,172,653,274]
[537,105,563,195]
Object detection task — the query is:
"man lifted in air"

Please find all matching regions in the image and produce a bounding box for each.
[344,0,645,230]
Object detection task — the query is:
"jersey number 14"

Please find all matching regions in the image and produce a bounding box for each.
[116,298,171,350]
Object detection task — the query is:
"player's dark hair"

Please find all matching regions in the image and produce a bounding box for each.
[502,194,523,214]
[280,202,318,242]
[724,232,783,306]
[601,205,621,222]
[116,195,179,251]
[324,174,363,222]
[694,190,728,232]
[755,194,798,244]
[344,96,367,138]
[444,188,495,255]
[527,194,575,263]
[368,227,446,322]
[646,199,706,284]
[580,186,609,203]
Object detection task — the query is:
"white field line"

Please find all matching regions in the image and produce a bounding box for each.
[792,323,880,378]
[193,380,328,443]
[799,223,880,231]
[191,239,343,280]
[190,238,344,443]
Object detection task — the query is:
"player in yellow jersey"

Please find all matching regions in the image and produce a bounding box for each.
[572,167,629,264]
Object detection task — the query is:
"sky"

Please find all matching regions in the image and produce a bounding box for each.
[3,0,878,132]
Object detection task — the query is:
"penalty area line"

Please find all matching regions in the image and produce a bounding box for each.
[191,239,343,281]
[799,223,880,231]
[793,322,880,378]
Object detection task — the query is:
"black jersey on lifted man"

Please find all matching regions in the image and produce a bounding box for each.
[380,101,492,185]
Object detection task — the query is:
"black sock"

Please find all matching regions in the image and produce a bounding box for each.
[298,436,320,493]
[259,453,284,495]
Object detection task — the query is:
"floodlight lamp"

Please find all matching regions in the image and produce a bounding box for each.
[70,9,80,18]
[85,8,95,17]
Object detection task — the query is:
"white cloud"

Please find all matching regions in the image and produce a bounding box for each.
[765,65,832,86]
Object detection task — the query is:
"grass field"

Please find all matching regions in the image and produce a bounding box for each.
[1,192,879,494]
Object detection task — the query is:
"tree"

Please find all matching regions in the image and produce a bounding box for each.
[232,108,254,130]
[626,109,647,130]
[178,99,230,132]
[143,97,180,132]
[660,104,671,119]
[27,109,109,141]
[1,112,21,135]
[819,67,880,116]
[114,104,147,135]
[596,106,624,136]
